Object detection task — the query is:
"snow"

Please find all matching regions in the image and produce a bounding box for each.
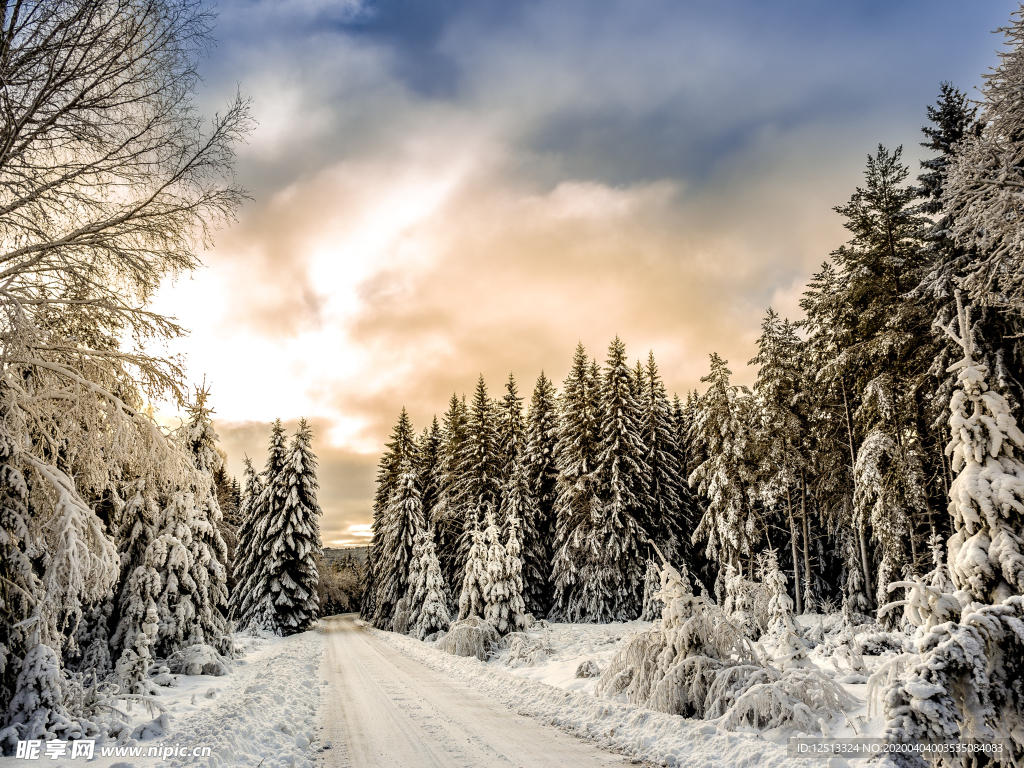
[370,618,898,768]
[7,630,325,768]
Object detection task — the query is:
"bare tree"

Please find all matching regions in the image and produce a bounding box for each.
[0,0,250,740]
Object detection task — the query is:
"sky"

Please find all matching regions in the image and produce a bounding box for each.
[151,0,1021,546]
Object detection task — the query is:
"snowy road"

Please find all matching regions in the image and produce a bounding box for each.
[318,615,637,768]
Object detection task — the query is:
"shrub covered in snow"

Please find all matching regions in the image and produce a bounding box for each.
[437,616,500,661]
[597,560,858,732]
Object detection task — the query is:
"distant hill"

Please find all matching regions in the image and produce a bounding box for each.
[322,546,370,567]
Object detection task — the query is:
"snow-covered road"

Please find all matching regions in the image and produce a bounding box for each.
[318,615,635,767]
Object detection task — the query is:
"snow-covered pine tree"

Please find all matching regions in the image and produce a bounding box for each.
[590,336,650,620]
[404,530,429,634]
[640,559,664,621]
[228,457,262,621]
[177,387,231,649]
[945,12,1024,314]
[257,418,322,635]
[372,458,425,630]
[938,296,1024,602]
[458,527,488,621]
[917,82,1024,459]
[482,508,527,635]
[363,409,418,623]
[454,377,503,576]
[640,351,686,568]
[431,395,470,601]
[235,419,290,632]
[880,294,1024,766]
[498,457,541,619]
[411,529,451,640]
[750,310,809,613]
[799,146,936,616]
[689,354,759,594]
[497,374,525,483]
[522,371,559,617]
[108,479,160,664]
[550,344,604,621]
[503,505,528,632]
[417,418,443,527]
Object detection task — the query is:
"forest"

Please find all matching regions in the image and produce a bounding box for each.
[363,13,1024,764]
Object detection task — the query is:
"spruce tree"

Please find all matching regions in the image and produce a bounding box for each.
[372,459,425,629]
[432,394,470,600]
[460,376,502,529]
[939,296,1024,601]
[689,354,758,592]
[550,344,603,621]
[917,83,1024,423]
[258,418,322,635]
[178,388,230,647]
[500,457,545,618]
[482,509,526,634]
[522,371,559,616]
[750,310,810,613]
[497,374,525,481]
[945,15,1024,313]
[591,336,650,620]
[411,529,451,640]
[455,376,502,577]
[228,457,262,621]
[458,528,487,621]
[363,409,418,623]
[417,418,443,525]
[236,419,289,631]
[640,351,686,567]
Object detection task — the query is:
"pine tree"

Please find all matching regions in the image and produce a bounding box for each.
[178,387,231,649]
[945,14,1024,313]
[455,376,503,579]
[591,336,650,620]
[639,559,664,621]
[460,376,503,530]
[550,344,604,621]
[108,480,160,663]
[372,459,425,629]
[363,409,418,623]
[417,418,443,525]
[257,418,322,635]
[482,509,526,634]
[432,394,470,601]
[405,530,429,634]
[458,528,487,621]
[497,374,526,482]
[499,457,544,618]
[880,294,1024,766]
[750,310,810,613]
[939,296,1024,601]
[236,419,290,631]
[411,529,451,640]
[522,371,559,616]
[639,351,686,568]
[689,354,758,591]
[917,82,1024,436]
[228,457,262,621]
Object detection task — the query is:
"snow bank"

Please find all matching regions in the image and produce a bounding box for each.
[37,629,325,768]
[159,630,325,768]
[373,623,804,768]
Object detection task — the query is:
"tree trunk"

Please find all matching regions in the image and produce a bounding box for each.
[787,485,803,614]
[842,378,874,604]
[800,470,813,613]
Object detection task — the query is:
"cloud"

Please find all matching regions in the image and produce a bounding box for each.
[154,0,1020,537]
